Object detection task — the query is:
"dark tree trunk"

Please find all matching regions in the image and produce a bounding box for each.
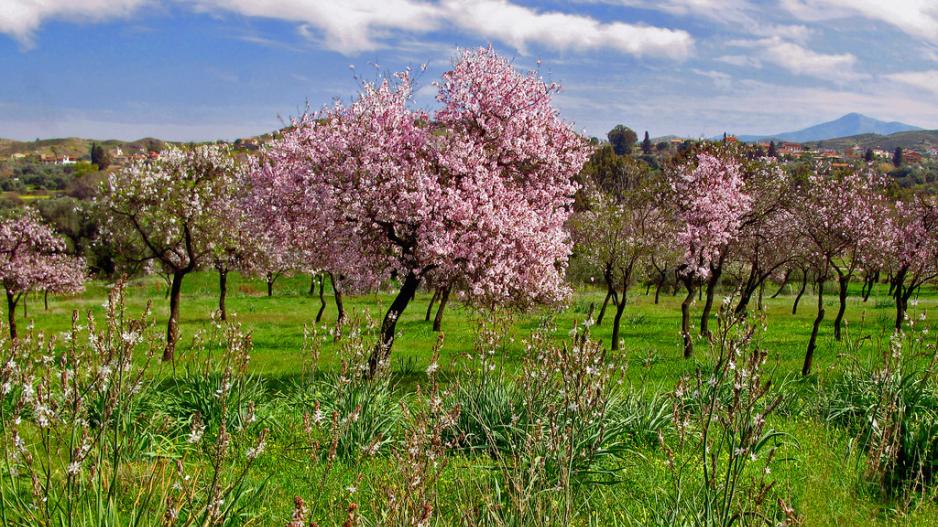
[758,281,765,311]
[44,290,49,311]
[771,269,790,299]
[681,277,696,359]
[596,287,613,326]
[699,262,723,338]
[735,266,761,316]
[425,288,440,322]
[218,269,228,321]
[862,271,878,302]
[266,273,274,297]
[368,272,422,377]
[833,271,849,341]
[164,271,185,362]
[331,273,346,326]
[6,290,17,341]
[803,279,825,377]
[611,299,626,351]
[309,273,317,296]
[315,274,326,323]
[793,271,808,315]
[22,294,26,319]
[432,286,450,332]
[893,268,909,331]
[654,272,664,305]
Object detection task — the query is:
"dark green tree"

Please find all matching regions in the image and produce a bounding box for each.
[893,147,903,168]
[641,131,653,154]
[767,141,777,157]
[90,143,111,170]
[864,148,874,162]
[607,125,637,156]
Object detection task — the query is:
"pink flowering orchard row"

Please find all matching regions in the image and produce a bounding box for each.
[574,143,938,375]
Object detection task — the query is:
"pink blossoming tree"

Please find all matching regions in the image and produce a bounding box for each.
[0,209,86,339]
[668,153,752,358]
[885,196,938,330]
[252,47,590,375]
[792,166,888,376]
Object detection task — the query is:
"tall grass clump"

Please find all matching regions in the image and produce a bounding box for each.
[820,311,938,499]
[291,316,403,462]
[0,282,269,526]
[453,309,633,526]
[642,302,796,527]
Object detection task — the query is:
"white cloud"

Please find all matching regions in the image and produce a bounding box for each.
[886,69,938,95]
[782,0,938,43]
[0,0,149,46]
[731,37,863,81]
[441,0,692,58]
[194,0,442,54]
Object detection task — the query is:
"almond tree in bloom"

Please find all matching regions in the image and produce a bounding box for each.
[668,153,751,358]
[792,167,888,376]
[98,145,241,360]
[885,196,938,330]
[0,209,86,339]
[252,47,591,375]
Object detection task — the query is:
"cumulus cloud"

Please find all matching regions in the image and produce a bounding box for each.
[441,0,692,58]
[782,0,938,43]
[886,69,938,95]
[0,0,149,46]
[193,0,442,54]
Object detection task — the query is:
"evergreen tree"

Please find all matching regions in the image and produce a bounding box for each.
[767,141,777,157]
[607,125,637,156]
[90,143,110,170]
[641,131,652,154]
[864,148,874,162]
[893,147,903,168]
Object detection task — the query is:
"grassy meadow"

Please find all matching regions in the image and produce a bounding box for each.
[6,271,938,526]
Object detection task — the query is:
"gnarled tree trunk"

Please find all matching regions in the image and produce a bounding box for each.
[792,271,808,315]
[425,288,440,322]
[433,286,451,332]
[833,271,849,341]
[368,272,422,377]
[6,290,18,340]
[218,269,228,321]
[164,270,185,362]
[699,259,724,337]
[803,279,825,377]
[316,274,327,323]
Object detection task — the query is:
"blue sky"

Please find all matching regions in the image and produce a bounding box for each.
[2,1,938,141]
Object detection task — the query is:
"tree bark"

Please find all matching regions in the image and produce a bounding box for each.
[596,287,613,326]
[611,296,627,351]
[368,272,422,377]
[6,290,17,341]
[893,268,909,331]
[218,269,228,321]
[833,271,849,341]
[654,274,664,305]
[432,286,450,332]
[803,279,825,377]
[44,290,49,311]
[315,274,327,323]
[164,271,185,362]
[425,288,440,322]
[758,281,765,311]
[266,273,274,297]
[681,277,696,359]
[309,273,317,296]
[699,262,723,338]
[331,273,346,325]
[792,271,808,315]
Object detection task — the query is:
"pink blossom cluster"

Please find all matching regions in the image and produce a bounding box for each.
[250,47,591,306]
[670,153,752,280]
[0,209,85,296]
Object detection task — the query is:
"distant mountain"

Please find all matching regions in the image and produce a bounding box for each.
[737,113,922,143]
[803,130,938,152]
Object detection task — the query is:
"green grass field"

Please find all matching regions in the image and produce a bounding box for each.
[11,271,938,526]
